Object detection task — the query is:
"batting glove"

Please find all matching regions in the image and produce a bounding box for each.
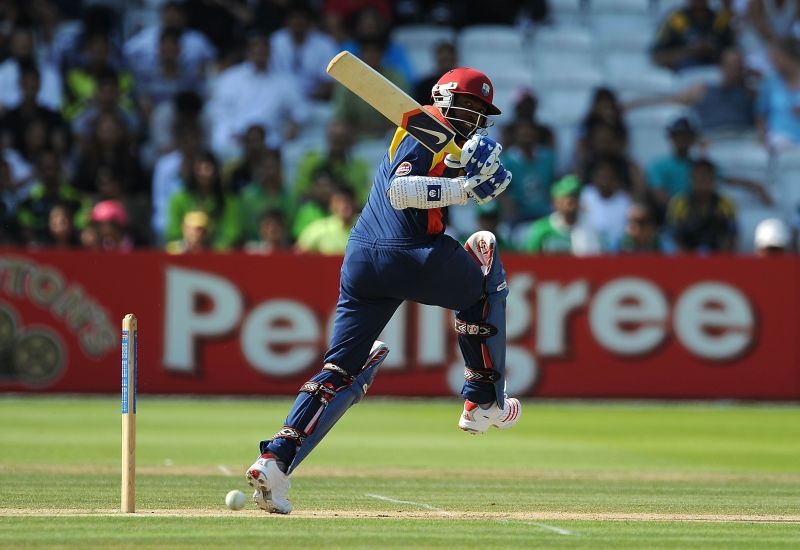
[445,135,503,178]
[463,165,512,205]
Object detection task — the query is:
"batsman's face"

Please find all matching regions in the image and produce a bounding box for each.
[449,94,490,138]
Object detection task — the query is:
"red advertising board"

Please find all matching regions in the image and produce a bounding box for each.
[0,250,798,399]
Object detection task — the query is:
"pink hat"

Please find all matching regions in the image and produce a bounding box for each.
[90,200,129,226]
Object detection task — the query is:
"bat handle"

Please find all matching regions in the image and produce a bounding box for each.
[444,140,462,158]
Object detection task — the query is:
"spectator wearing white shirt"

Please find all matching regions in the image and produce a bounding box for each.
[0,26,63,112]
[205,32,309,161]
[123,0,217,79]
[270,4,338,101]
[580,157,633,252]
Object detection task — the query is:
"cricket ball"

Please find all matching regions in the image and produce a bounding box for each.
[225,489,246,510]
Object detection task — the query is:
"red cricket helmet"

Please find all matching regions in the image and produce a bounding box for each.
[432,67,501,115]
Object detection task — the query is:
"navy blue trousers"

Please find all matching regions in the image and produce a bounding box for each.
[264,233,498,465]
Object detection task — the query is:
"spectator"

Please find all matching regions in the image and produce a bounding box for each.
[577,121,645,197]
[648,117,772,219]
[575,88,629,173]
[0,147,33,218]
[16,150,86,245]
[123,0,217,78]
[620,202,664,253]
[72,67,139,142]
[294,119,372,206]
[0,25,62,111]
[165,151,242,250]
[580,158,633,252]
[647,117,700,217]
[40,203,80,249]
[244,210,292,254]
[322,0,393,44]
[134,28,205,118]
[151,125,203,243]
[413,41,457,105]
[240,150,293,241]
[666,158,737,252]
[62,31,135,123]
[652,0,736,71]
[225,124,271,192]
[1,61,69,161]
[148,90,207,160]
[270,4,338,100]
[205,31,308,160]
[523,175,601,255]
[756,38,800,150]
[292,167,339,239]
[499,87,554,149]
[499,118,556,225]
[297,185,359,254]
[166,210,212,254]
[0,159,18,244]
[72,112,144,197]
[343,7,415,85]
[745,0,800,43]
[333,37,409,141]
[626,48,756,136]
[754,217,792,255]
[88,199,134,252]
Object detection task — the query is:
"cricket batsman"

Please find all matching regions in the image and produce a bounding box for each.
[246,67,520,513]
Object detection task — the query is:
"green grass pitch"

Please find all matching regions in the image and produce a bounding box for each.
[1,396,799,548]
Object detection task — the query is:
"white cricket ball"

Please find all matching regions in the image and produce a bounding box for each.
[225,489,246,511]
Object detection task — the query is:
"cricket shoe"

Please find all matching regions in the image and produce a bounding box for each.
[458,398,521,434]
[246,453,292,514]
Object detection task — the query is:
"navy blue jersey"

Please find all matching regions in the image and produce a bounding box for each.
[351,121,460,242]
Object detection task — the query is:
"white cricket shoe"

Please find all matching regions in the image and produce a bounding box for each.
[245,453,292,514]
[459,398,521,434]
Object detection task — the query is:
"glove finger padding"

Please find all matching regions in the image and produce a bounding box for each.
[463,167,512,205]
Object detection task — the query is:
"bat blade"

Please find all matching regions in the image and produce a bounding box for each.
[326,51,460,156]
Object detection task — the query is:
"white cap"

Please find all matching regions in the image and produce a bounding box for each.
[754,218,789,249]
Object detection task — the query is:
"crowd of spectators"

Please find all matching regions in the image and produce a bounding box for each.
[0,0,797,256]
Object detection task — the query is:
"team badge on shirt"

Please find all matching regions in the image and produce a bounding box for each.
[395,162,412,176]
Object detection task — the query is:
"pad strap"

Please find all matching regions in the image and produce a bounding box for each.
[273,426,307,445]
[299,381,337,406]
[464,366,501,384]
[455,318,498,338]
[322,363,354,385]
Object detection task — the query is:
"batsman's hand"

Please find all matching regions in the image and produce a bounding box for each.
[463,165,512,205]
[445,135,503,177]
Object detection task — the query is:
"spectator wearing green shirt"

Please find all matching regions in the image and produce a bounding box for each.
[523,175,600,255]
[292,168,338,239]
[16,149,89,245]
[297,186,358,255]
[166,151,242,250]
[293,119,371,206]
[240,149,293,241]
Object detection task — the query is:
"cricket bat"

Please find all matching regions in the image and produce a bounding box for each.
[326,51,461,157]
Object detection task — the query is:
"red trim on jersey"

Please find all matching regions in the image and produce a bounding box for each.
[426,159,447,234]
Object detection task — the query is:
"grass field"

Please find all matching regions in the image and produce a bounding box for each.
[1,396,799,548]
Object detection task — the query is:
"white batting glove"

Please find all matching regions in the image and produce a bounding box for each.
[445,135,503,177]
[463,165,512,205]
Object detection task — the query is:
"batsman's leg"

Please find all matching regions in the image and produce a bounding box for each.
[247,280,400,513]
[456,231,521,433]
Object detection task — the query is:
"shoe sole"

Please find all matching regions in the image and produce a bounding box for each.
[246,469,290,514]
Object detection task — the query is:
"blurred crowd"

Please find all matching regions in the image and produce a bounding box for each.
[0,0,797,256]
